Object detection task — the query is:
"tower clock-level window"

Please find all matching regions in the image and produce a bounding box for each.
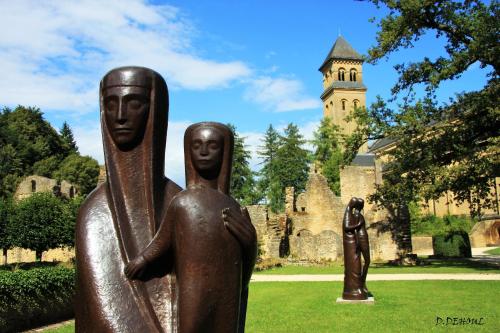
[353,99,359,108]
[338,68,345,81]
[350,69,357,82]
[341,99,347,110]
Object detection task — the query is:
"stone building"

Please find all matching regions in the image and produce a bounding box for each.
[319,36,368,152]
[248,166,404,262]
[14,175,78,200]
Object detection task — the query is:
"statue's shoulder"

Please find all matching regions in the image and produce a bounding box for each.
[77,184,109,221]
[164,177,182,200]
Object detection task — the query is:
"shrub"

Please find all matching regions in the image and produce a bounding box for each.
[0,264,75,332]
[433,231,472,258]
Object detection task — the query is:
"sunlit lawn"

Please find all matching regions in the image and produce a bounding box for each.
[254,259,499,275]
[46,281,499,333]
[484,247,500,255]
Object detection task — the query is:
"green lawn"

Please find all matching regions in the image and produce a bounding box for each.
[484,247,500,255]
[46,281,499,333]
[254,259,499,275]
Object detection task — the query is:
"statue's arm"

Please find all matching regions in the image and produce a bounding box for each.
[222,206,257,288]
[124,204,177,279]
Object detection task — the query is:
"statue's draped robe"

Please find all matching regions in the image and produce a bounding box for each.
[342,207,364,300]
[76,68,181,332]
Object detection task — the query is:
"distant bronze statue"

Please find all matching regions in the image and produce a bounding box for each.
[75,67,182,332]
[342,197,371,300]
[125,122,257,333]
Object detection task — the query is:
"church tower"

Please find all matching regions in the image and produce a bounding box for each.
[319,36,367,152]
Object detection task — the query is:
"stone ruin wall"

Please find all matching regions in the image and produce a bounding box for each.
[14,175,77,201]
[248,167,401,262]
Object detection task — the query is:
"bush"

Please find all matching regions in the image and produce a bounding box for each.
[0,264,75,332]
[410,208,475,237]
[433,231,472,258]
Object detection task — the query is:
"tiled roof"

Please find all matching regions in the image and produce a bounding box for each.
[320,81,367,99]
[319,36,363,71]
[350,153,375,167]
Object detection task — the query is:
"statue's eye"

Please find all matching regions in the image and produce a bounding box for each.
[106,100,117,112]
[192,142,201,150]
[128,99,143,111]
[209,142,220,150]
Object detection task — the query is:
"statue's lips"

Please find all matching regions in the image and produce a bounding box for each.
[114,128,133,133]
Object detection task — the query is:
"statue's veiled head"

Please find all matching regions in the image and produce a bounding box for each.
[184,122,234,193]
[100,67,168,152]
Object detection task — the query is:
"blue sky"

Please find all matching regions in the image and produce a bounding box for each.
[0,0,490,185]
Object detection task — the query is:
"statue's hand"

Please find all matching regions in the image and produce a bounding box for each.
[222,207,257,258]
[124,255,147,280]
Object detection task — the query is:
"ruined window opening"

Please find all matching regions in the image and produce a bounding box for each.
[31,180,36,192]
[69,186,75,198]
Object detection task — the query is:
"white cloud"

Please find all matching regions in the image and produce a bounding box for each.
[244,76,321,112]
[0,0,251,113]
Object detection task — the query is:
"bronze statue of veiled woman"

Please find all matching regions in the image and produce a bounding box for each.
[125,122,257,333]
[75,67,181,332]
[342,197,371,300]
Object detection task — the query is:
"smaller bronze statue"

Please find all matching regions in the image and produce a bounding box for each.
[342,197,371,300]
[125,122,257,333]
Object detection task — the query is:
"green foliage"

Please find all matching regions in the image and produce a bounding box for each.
[0,265,75,332]
[346,0,500,217]
[411,213,475,237]
[311,117,343,195]
[227,124,260,205]
[0,106,100,198]
[13,193,74,260]
[274,124,310,202]
[54,154,100,195]
[257,125,281,211]
[257,124,310,212]
[60,121,78,155]
[433,231,472,258]
[0,198,15,252]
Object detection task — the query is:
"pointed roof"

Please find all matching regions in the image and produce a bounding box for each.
[319,36,363,71]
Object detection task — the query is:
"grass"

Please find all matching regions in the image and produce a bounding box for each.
[484,247,500,255]
[44,281,499,333]
[254,259,500,275]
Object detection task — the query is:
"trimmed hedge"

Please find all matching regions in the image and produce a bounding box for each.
[433,231,472,258]
[0,265,75,332]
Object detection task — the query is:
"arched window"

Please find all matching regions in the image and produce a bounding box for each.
[338,68,345,81]
[31,180,36,192]
[350,69,357,82]
[353,99,359,108]
[341,99,347,110]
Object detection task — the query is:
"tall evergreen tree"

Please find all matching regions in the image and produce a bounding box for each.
[227,124,259,205]
[272,123,310,212]
[312,117,343,196]
[60,121,79,155]
[256,125,280,208]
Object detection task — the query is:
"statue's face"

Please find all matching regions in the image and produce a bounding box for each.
[190,127,224,175]
[103,86,150,148]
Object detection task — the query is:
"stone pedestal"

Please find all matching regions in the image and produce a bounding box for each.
[336,296,375,304]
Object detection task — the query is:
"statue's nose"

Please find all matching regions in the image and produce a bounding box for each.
[117,100,127,124]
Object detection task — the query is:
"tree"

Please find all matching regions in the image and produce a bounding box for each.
[227,124,260,205]
[60,121,79,155]
[54,154,100,195]
[272,124,310,212]
[312,117,343,195]
[13,193,72,261]
[257,125,281,209]
[348,0,500,216]
[0,197,15,265]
